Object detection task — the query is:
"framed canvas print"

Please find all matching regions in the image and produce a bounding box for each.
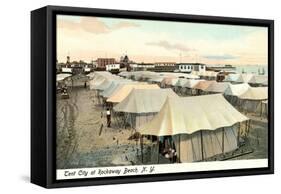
[31,5,274,188]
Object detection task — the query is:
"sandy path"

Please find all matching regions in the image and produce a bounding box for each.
[57,84,143,169]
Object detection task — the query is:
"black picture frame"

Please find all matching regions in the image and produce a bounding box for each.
[31,5,274,188]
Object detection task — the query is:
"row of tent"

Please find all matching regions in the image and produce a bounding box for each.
[224,73,268,86]
[89,71,268,119]
[161,78,268,104]
[191,70,218,78]
[119,71,201,81]
[88,71,258,163]
[88,71,160,104]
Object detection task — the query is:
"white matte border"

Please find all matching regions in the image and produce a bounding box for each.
[56,159,268,180]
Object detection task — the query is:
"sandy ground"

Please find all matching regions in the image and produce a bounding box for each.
[57,77,145,169]
[56,76,268,169]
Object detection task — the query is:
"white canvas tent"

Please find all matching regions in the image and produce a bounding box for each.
[100,80,134,98]
[172,78,189,94]
[89,71,123,90]
[89,74,108,90]
[224,83,250,105]
[238,87,268,113]
[139,94,249,163]
[192,71,218,80]
[56,73,72,89]
[118,71,130,78]
[86,72,96,79]
[241,74,254,83]
[204,82,230,94]
[192,80,216,95]
[113,88,178,130]
[138,71,159,81]
[107,84,160,103]
[173,78,188,87]
[248,75,268,86]
[125,71,158,81]
[92,78,117,91]
[224,74,243,83]
[224,74,254,84]
[224,83,250,97]
[160,76,177,88]
[239,87,268,100]
[160,72,199,79]
[148,76,165,84]
[180,79,203,95]
[56,73,71,82]
[161,77,179,88]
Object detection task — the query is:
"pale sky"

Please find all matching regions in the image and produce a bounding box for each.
[57,15,268,66]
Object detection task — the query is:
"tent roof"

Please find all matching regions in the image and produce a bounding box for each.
[205,82,230,93]
[93,79,116,91]
[159,72,199,79]
[192,71,218,77]
[224,74,243,83]
[86,72,96,78]
[182,79,203,88]
[123,71,158,80]
[174,78,189,87]
[241,74,254,83]
[113,88,178,113]
[193,80,216,90]
[89,72,124,90]
[89,78,106,90]
[90,71,112,80]
[139,94,249,136]
[224,83,250,96]
[224,74,255,83]
[137,71,158,80]
[56,73,71,82]
[238,87,268,100]
[249,75,268,85]
[100,80,134,97]
[148,76,165,83]
[161,77,179,86]
[107,84,160,103]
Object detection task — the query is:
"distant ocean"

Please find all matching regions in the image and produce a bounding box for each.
[234,65,268,75]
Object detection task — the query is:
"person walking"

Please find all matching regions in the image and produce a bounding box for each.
[106,108,111,127]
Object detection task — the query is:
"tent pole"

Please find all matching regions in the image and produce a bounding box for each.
[141,135,144,163]
[248,120,251,135]
[222,128,225,154]
[245,120,249,136]
[200,131,204,161]
[237,123,241,147]
[178,134,181,163]
[245,120,248,136]
[245,120,247,135]
[157,137,160,164]
[260,101,263,117]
